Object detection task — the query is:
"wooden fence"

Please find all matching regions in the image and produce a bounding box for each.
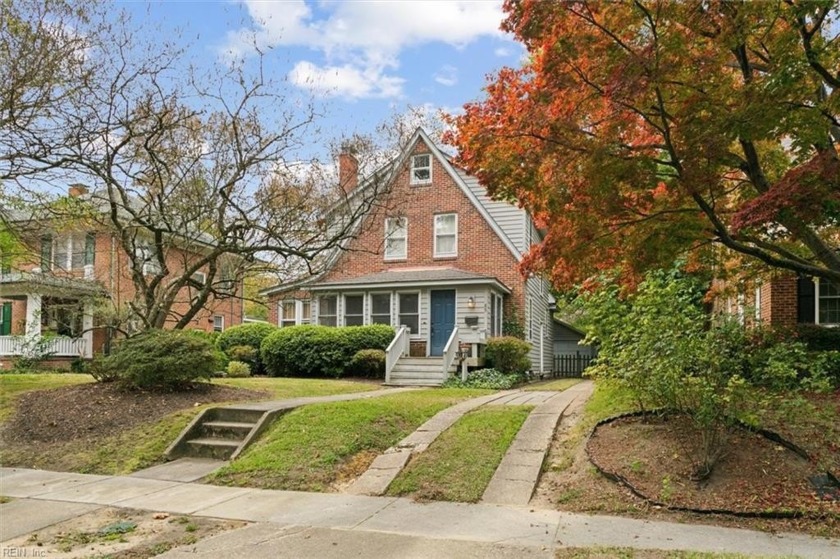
[552,353,594,378]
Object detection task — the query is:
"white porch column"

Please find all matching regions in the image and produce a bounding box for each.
[82,303,94,358]
[25,293,42,338]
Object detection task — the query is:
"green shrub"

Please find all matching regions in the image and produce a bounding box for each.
[226,344,257,364]
[93,329,217,390]
[485,336,531,375]
[261,324,395,378]
[348,349,386,378]
[184,329,228,371]
[443,368,523,389]
[226,360,251,378]
[216,323,277,374]
[795,324,840,352]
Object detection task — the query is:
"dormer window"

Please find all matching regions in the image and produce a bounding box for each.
[410,154,432,185]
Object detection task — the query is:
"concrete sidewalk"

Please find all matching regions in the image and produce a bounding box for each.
[2,467,838,558]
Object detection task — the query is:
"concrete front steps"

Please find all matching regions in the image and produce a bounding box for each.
[387,357,455,386]
[165,407,271,461]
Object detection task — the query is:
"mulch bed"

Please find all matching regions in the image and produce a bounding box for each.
[1,382,269,445]
[586,414,839,517]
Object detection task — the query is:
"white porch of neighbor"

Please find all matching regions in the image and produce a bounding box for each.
[0,293,93,358]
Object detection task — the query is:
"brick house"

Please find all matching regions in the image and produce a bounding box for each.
[262,128,555,385]
[716,273,839,329]
[0,187,244,365]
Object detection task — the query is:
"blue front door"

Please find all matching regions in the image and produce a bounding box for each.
[430,290,456,356]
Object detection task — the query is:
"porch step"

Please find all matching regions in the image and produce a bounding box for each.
[185,438,241,460]
[388,357,454,387]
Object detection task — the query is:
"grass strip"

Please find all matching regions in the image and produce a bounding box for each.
[387,405,532,502]
[209,388,491,492]
[215,377,378,399]
[555,548,796,559]
[524,378,583,392]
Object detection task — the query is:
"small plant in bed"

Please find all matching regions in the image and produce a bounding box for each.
[443,368,524,390]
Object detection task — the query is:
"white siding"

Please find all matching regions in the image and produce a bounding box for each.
[454,168,526,253]
[456,287,487,344]
[525,275,554,373]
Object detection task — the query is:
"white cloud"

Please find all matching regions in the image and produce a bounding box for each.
[433,65,458,87]
[494,47,511,57]
[289,61,405,99]
[225,1,507,99]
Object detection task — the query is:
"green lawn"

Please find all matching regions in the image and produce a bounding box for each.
[0,373,93,422]
[524,378,583,392]
[214,376,379,399]
[387,406,532,502]
[209,388,491,491]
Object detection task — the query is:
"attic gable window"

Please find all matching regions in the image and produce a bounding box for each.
[410,154,432,185]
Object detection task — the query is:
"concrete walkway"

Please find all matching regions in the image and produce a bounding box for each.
[345,390,518,495]
[483,381,594,505]
[2,467,838,558]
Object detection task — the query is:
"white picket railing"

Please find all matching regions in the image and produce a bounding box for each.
[385,326,410,384]
[0,336,87,357]
[441,326,460,377]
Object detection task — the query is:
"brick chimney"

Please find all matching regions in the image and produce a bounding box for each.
[68,184,89,197]
[338,152,358,195]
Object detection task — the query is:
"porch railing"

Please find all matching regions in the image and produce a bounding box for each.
[442,326,460,378]
[0,335,87,358]
[385,326,410,384]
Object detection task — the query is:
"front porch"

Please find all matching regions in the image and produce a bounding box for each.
[0,271,102,360]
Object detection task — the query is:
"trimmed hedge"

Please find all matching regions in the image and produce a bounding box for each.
[216,323,277,375]
[349,349,386,378]
[795,324,840,352]
[261,324,395,378]
[485,336,531,375]
[91,329,218,390]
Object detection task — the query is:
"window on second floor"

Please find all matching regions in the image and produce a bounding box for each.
[43,232,95,272]
[384,217,407,260]
[410,154,432,185]
[434,213,458,257]
[135,242,162,275]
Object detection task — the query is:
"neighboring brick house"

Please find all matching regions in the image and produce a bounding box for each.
[262,128,555,385]
[716,273,839,329]
[0,188,244,364]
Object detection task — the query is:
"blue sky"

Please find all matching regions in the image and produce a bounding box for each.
[119,1,522,151]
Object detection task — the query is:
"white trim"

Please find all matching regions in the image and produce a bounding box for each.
[754,284,762,322]
[368,292,393,326]
[343,293,365,326]
[309,276,511,294]
[815,278,840,326]
[433,213,458,258]
[384,217,408,261]
[397,291,420,337]
[410,153,433,185]
[213,315,225,332]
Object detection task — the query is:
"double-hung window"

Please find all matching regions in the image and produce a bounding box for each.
[213,315,224,332]
[434,213,457,257]
[384,217,407,260]
[344,294,364,326]
[370,293,392,326]
[280,301,297,327]
[818,280,840,325]
[410,154,432,185]
[50,232,95,271]
[398,293,419,334]
[318,295,338,327]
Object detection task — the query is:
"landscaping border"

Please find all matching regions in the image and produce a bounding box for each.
[584,409,836,519]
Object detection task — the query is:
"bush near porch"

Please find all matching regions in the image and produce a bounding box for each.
[216,323,278,375]
[261,324,394,378]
